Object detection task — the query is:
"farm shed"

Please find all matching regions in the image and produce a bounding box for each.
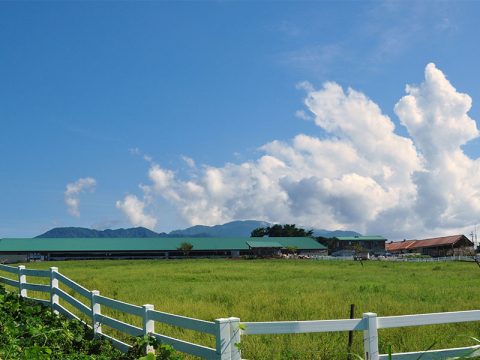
[386,234,474,257]
[331,236,387,256]
[246,241,283,257]
[385,239,417,254]
[0,237,326,261]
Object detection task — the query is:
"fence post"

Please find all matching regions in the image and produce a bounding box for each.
[49,267,59,314]
[18,265,27,298]
[143,304,155,354]
[228,317,242,360]
[91,290,102,337]
[215,318,231,360]
[363,312,379,360]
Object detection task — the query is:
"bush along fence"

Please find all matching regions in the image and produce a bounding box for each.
[1,264,480,360]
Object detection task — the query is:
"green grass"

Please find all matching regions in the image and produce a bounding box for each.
[6,259,480,359]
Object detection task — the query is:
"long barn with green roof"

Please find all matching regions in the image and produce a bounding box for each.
[0,237,327,262]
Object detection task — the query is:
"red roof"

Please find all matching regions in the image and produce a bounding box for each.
[386,239,417,252]
[386,235,472,252]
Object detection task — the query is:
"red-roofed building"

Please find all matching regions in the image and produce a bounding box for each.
[386,235,474,257]
[385,239,417,253]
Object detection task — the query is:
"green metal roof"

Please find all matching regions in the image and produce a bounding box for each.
[275,237,326,248]
[334,236,387,241]
[246,241,283,248]
[0,237,326,252]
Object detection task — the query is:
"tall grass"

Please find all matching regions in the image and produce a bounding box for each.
[12,259,480,359]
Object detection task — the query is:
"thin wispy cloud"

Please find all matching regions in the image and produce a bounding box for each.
[294,110,312,121]
[278,2,460,76]
[267,20,303,38]
[129,147,141,156]
[280,44,344,76]
[129,147,153,163]
[181,155,196,168]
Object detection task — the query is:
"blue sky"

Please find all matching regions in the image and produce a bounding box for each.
[1,1,480,238]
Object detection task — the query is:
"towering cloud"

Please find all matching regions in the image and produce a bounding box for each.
[395,63,480,229]
[118,64,479,238]
[64,177,96,217]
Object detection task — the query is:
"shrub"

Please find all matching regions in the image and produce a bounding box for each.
[0,286,181,359]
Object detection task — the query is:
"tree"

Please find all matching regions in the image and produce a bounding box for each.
[250,224,314,238]
[250,227,267,237]
[351,243,368,261]
[285,246,298,256]
[268,224,283,237]
[178,242,193,257]
[285,224,313,237]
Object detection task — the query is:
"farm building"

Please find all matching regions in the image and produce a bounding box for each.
[0,237,327,262]
[330,236,387,256]
[246,241,284,257]
[386,234,474,257]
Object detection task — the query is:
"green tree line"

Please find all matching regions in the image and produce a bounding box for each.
[250,224,314,237]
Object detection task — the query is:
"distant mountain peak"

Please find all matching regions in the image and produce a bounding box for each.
[313,229,362,238]
[169,220,271,237]
[35,221,361,239]
[36,226,163,238]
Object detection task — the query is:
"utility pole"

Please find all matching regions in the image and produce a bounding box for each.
[475,225,478,250]
[472,225,479,250]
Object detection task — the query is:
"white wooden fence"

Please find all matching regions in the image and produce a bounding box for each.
[0,264,238,359]
[1,264,480,360]
[391,256,477,262]
[313,255,478,262]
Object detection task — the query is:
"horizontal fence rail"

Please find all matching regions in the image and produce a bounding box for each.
[377,310,480,328]
[22,268,50,277]
[0,264,20,274]
[95,314,143,337]
[153,332,218,359]
[23,282,50,292]
[94,293,144,317]
[31,297,51,307]
[0,276,19,287]
[54,287,91,316]
[55,271,91,299]
[1,263,480,360]
[242,318,365,334]
[149,309,217,335]
[54,302,82,322]
[378,345,480,360]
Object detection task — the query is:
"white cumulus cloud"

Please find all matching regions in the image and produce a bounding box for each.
[115,194,157,229]
[64,177,96,217]
[118,63,480,238]
[395,63,480,230]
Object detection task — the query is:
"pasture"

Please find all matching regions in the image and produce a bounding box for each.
[11,259,480,359]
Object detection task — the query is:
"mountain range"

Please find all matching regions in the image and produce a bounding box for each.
[36,220,361,238]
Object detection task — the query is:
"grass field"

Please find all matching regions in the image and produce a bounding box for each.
[5,259,480,359]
